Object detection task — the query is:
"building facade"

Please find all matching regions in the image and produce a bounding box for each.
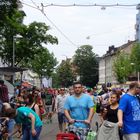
[99,58,105,84]
[99,41,135,85]
[99,46,117,85]
[136,4,140,41]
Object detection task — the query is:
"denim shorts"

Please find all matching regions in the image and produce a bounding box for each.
[58,112,67,124]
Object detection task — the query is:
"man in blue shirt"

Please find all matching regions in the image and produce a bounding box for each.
[64,81,94,128]
[118,82,140,140]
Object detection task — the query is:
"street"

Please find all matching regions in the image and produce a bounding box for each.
[13,113,101,140]
[40,113,101,140]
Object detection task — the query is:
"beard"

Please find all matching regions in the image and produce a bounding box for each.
[75,91,82,96]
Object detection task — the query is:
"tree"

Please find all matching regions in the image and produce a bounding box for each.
[73,45,98,87]
[113,52,133,83]
[0,0,20,21]
[51,72,59,88]
[27,47,57,81]
[130,42,140,72]
[0,0,25,66]
[0,0,58,67]
[56,59,75,87]
[16,22,58,67]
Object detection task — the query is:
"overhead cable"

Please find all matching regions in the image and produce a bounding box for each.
[42,3,138,7]
[21,0,78,47]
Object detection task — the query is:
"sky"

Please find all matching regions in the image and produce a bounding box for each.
[21,0,140,62]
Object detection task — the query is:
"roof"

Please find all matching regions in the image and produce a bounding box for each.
[101,40,136,58]
[118,40,136,50]
[0,67,28,72]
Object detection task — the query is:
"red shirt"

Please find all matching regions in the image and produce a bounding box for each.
[0,84,9,102]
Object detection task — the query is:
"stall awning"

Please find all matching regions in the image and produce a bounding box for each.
[0,67,28,72]
[22,81,32,88]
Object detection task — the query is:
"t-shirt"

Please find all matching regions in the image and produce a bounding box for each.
[55,94,69,113]
[15,107,43,128]
[64,94,94,128]
[119,93,140,134]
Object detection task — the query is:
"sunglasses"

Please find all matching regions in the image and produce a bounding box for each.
[60,89,65,91]
[74,86,81,89]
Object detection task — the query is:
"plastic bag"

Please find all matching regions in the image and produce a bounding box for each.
[86,131,97,140]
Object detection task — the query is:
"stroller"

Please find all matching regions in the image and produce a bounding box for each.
[57,133,79,140]
[56,120,96,140]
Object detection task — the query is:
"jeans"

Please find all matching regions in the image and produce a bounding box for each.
[22,125,42,140]
[7,119,15,140]
[0,119,15,140]
[123,133,140,140]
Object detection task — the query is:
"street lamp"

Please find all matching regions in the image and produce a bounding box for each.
[61,55,68,60]
[13,35,22,67]
[12,35,22,84]
[13,36,15,67]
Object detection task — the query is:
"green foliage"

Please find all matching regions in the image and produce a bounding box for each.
[26,47,57,79]
[16,22,58,66]
[113,52,133,83]
[130,42,140,72]
[0,0,19,22]
[0,0,58,67]
[73,45,98,87]
[51,72,59,88]
[56,60,75,87]
[0,0,26,66]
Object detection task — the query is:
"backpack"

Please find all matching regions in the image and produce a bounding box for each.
[41,92,46,99]
[45,93,53,105]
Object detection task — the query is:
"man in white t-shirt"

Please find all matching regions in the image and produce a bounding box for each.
[55,88,69,132]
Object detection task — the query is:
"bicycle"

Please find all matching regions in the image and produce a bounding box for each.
[0,118,8,140]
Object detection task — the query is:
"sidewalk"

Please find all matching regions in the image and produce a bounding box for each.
[40,114,59,140]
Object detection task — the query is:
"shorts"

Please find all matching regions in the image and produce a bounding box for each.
[45,105,52,114]
[123,133,140,140]
[58,112,67,124]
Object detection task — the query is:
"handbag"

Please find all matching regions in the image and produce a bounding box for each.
[39,106,45,115]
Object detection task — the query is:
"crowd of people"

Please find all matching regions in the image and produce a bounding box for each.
[0,79,140,140]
